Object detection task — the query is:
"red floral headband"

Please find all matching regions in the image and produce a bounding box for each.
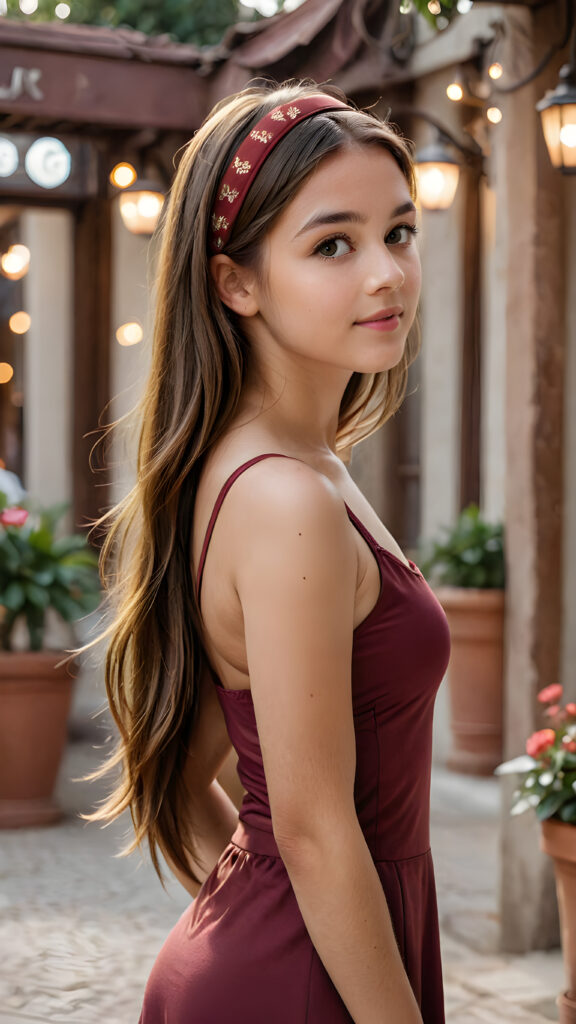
[209,94,350,254]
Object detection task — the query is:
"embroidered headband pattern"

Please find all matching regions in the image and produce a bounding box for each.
[209,95,349,254]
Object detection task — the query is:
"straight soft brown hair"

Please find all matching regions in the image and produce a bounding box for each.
[86,80,420,883]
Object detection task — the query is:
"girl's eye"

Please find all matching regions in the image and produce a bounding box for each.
[314,235,353,260]
[386,224,418,246]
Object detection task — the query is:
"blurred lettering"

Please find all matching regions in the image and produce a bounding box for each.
[0,67,44,102]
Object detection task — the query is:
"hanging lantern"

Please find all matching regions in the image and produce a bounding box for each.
[118,180,165,235]
[415,141,460,210]
[536,63,576,173]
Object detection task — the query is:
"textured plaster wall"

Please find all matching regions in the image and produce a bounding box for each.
[415,74,463,543]
[412,71,466,763]
[561,178,576,700]
[22,208,74,521]
[109,203,153,506]
[480,162,507,524]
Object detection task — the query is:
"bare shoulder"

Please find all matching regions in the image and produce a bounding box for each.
[226,455,353,548]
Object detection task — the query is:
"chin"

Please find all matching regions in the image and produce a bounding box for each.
[355,347,407,376]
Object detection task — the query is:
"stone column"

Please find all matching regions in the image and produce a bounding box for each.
[499,7,566,952]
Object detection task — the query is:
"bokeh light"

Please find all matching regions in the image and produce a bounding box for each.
[447,83,464,102]
[109,162,137,189]
[1,244,31,280]
[116,322,143,347]
[9,311,31,335]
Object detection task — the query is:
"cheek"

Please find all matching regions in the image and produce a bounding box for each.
[404,250,421,302]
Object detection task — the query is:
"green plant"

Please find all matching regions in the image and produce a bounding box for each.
[496,685,576,825]
[4,0,251,46]
[420,504,505,589]
[405,0,458,28]
[0,491,101,652]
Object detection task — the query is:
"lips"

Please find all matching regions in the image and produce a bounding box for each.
[355,306,403,324]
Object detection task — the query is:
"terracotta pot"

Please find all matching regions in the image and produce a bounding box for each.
[0,650,75,828]
[541,820,576,1023]
[435,587,504,775]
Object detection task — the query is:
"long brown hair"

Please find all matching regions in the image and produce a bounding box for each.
[87,81,419,882]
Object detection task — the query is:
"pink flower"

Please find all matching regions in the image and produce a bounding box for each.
[0,507,28,527]
[526,729,556,759]
[537,684,563,704]
[544,704,565,720]
[566,703,576,717]
[562,737,576,753]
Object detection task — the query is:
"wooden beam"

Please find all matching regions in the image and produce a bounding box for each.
[499,7,566,954]
[459,163,482,510]
[72,197,111,537]
[0,43,206,132]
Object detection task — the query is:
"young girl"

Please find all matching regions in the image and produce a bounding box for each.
[94,80,451,1023]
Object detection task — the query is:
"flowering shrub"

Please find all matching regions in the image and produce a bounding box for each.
[495,686,576,824]
[0,488,101,652]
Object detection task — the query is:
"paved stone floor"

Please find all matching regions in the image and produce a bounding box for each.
[0,713,566,1024]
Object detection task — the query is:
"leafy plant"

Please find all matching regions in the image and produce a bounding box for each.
[3,0,459,42]
[404,0,458,28]
[4,0,251,46]
[420,504,505,589]
[0,491,101,652]
[496,685,576,826]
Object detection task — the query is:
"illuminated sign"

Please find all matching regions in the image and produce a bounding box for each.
[0,138,18,178]
[0,132,96,198]
[24,137,71,189]
[0,66,44,102]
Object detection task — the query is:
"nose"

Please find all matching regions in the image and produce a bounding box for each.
[364,244,405,293]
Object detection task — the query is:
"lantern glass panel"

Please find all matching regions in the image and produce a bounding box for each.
[415,161,459,210]
[559,103,576,169]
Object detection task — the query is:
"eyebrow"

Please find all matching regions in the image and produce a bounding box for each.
[294,201,417,238]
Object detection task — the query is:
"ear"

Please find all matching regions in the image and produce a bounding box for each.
[210,255,259,317]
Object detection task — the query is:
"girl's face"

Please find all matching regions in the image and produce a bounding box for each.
[248,143,421,380]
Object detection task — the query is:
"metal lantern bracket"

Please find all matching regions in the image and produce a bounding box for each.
[391,105,485,165]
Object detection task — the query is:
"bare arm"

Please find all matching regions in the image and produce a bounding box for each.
[235,461,423,1024]
[162,668,239,897]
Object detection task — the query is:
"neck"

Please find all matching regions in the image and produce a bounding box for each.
[239,350,353,455]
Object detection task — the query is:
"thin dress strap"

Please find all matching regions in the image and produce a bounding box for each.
[196,453,290,600]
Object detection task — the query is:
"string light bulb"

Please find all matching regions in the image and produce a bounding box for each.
[116,322,143,347]
[447,82,464,102]
[488,62,503,81]
[109,162,137,189]
[0,244,30,281]
[9,311,31,334]
[487,106,503,125]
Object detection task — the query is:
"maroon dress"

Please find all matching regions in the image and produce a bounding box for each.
[139,455,451,1023]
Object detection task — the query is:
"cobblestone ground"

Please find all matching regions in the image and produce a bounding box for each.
[0,717,566,1024]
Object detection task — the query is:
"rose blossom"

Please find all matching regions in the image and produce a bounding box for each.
[526,729,556,758]
[0,507,28,527]
[537,684,563,704]
[544,704,561,718]
[566,703,576,717]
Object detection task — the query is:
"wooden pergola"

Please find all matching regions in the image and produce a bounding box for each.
[0,1,411,531]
